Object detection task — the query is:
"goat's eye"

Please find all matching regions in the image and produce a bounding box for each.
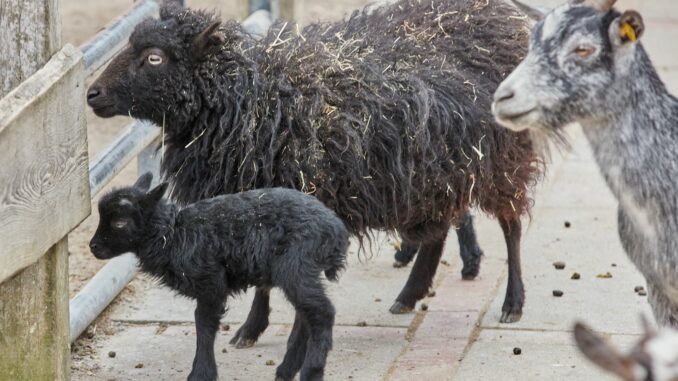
[573,45,595,59]
[147,54,163,66]
[112,220,128,229]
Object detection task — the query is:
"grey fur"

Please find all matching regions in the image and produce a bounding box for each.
[492,0,678,327]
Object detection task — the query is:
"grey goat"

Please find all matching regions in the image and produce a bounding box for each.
[492,0,678,326]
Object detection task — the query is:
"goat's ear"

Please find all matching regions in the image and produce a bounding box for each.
[142,182,168,208]
[192,21,224,58]
[611,10,644,46]
[574,323,637,381]
[134,172,154,192]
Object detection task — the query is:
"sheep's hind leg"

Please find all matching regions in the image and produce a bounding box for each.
[230,286,271,348]
[393,240,419,268]
[275,313,310,381]
[188,299,225,381]
[457,213,484,280]
[390,238,446,314]
[498,216,524,323]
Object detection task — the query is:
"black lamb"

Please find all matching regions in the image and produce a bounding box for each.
[89,173,349,381]
[86,0,541,343]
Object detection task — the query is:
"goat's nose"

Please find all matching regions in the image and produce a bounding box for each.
[87,87,102,103]
[89,242,99,252]
[493,87,515,103]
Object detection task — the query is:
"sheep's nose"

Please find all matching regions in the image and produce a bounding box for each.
[493,87,515,103]
[87,87,102,104]
[89,242,99,252]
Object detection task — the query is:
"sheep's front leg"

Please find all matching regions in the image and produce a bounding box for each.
[230,286,271,348]
[390,238,446,314]
[189,299,225,381]
[498,216,524,323]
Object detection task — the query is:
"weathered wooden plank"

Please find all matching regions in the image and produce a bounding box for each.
[0,239,69,380]
[0,0,61,97]
[0,43,90,283]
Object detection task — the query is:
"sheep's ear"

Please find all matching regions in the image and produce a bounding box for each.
[574,323,637,381]
[134,172,154,192]
[611,10,644,46]
[192,21,224,58]
[142,182,168,208]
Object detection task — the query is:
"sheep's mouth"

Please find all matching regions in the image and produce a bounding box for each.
[90,104,120,118]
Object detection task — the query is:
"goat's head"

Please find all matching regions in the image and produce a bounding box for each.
[86,2,226,125]
[492,0,645,134]
[89,173,168,259]
[575,319,678,381]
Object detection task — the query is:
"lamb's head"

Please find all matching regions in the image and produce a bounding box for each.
[89,173,168,259]
[87,2,227,125]
[575,320,678,381]
[492,0,645,134]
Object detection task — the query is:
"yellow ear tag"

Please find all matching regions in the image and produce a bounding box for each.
[620,22,637,42]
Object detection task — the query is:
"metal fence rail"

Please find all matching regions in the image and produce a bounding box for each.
[69,0,274,343]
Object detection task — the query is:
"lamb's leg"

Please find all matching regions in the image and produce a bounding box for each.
[498,216,524,323]
[393,240,419,268]
[275,313,310,381]
[646,282,678,327]
[457,213,484,280]
[188,299,225,381]
[280,278,335,381]
[230,286,271,348]
[390,238,446,314]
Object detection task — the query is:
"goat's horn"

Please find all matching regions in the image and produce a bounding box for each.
[578,0,617,11]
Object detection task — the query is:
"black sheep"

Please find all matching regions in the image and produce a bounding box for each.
[89,173,348,381]
[87,0,540,338]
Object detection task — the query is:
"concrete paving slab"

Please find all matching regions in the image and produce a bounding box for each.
[73,323,406,381]
[452,329,643,381]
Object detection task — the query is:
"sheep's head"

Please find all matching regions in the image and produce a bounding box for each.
[492,0,645,134]
[575,320,678,381]
[89,173,168,259]
[87,2,225,125]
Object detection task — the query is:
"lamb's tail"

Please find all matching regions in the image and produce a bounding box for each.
[323,225,349,282]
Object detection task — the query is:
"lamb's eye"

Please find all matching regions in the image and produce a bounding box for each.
[573,45,595,59]
[147,54,163,66]
[112,220,128,229]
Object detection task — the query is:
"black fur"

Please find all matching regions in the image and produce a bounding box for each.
[89,173,349,381]
[88,0,540,326]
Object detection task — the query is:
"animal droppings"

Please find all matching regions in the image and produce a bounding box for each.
[513,347,522,355]
[108,351,116,358]
[553,261,566,270]
[571,272,581,280]
[553,290,564,297]
[596,272,613,279]
[564,221,571,228]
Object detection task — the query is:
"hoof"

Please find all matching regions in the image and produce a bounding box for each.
[461,272,478,281]
[499,310,523,324]
[393,260,406,268]
[460,251,482,280]
[229,328,257,349]
[389,301,414,314]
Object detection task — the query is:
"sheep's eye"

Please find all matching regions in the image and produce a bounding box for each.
[112,220,128,229]
[147,54,163,66]
[573,45,595,59]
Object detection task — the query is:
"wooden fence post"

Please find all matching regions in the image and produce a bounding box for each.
[0,1,87,379]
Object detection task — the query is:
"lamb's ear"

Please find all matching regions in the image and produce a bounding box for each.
[611,10,645,46]
[142,182,168,208]
[192,21,224,58]
[134,172,154,192]
[160,0,183,21]
[574,323,637,381]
